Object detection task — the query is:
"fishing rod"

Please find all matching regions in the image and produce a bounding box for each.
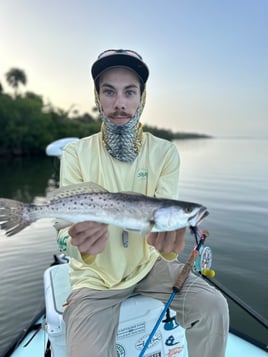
[138,226,210,357]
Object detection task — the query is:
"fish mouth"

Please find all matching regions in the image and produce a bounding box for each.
[189,206,209,227]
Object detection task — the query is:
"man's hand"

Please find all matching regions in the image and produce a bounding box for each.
[68,221,109,255]
[147,228,186,254]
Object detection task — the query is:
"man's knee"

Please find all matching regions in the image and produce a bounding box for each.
[202,288,229,330]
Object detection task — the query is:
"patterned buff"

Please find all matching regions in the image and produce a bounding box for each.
[95,89,146,162]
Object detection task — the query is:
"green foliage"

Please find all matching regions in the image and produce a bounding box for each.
[143,125,210,141]
[0,93,100,156]
[5,68,27,96]
[143,125,174,141]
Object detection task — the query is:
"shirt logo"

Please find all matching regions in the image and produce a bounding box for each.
[137,169,148,180]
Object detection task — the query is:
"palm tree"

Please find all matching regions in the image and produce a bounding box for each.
[5,68,27,97]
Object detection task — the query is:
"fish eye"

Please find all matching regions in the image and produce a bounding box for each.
[184,207,193,213]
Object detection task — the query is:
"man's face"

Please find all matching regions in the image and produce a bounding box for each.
[98,67,141,125]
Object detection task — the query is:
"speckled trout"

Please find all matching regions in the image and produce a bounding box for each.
[0,182,208,237]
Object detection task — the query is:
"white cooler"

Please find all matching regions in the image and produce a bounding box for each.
[44,264,186,357]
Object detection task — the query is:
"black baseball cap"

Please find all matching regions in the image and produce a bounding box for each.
[91,49,149,88]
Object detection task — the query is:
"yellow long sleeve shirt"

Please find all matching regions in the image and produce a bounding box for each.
[57,131,180,290]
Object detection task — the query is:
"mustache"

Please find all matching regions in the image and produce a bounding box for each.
[108,111,132,118]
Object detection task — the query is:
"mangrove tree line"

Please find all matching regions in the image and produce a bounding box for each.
[0,68,209,156]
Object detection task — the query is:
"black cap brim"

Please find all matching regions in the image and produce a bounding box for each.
[91,53,149,84]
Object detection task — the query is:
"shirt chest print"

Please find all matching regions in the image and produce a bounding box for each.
[137,169,148,180]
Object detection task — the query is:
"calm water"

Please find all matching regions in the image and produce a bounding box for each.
[0,138,267,355]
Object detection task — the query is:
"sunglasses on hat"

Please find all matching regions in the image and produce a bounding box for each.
[97,49,143,60]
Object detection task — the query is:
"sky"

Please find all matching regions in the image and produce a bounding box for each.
[0,0,267,138]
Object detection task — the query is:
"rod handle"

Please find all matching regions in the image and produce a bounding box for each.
[173,249,198,291]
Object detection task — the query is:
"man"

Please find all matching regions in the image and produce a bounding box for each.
[58,49,229,357]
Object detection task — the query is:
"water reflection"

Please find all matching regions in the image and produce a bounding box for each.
[0,156,58,202]
[176,138,268,180]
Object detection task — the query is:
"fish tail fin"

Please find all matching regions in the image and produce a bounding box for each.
[0,198,31,236]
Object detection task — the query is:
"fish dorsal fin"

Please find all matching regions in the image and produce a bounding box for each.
[48,182,108,201]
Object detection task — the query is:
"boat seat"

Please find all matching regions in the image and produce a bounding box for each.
[44,263,70,357]
[44,263,186,356]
